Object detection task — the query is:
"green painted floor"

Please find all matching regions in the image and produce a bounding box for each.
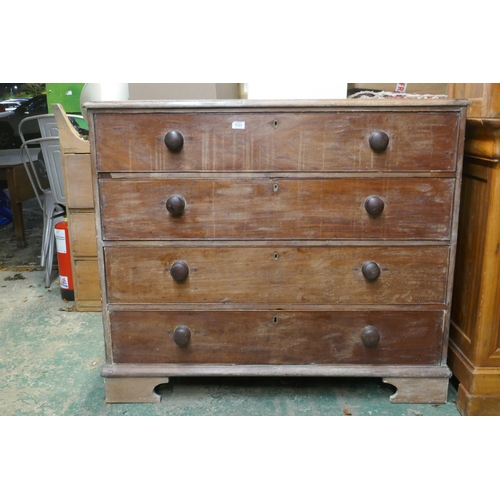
[1,270,462,416]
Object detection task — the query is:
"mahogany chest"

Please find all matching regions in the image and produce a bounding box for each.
[87,99,468,404]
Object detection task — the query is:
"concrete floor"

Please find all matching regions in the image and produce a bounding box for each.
[0,268,462,416]
[0,195,462,416]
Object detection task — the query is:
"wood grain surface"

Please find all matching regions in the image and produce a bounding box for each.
[109,310,444,365]
[104,245,449,305]
[94,111,459,172]
[99,176,454,241]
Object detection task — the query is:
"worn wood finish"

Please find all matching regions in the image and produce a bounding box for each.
[448,83,500,118]
[94,111,460,173]
[73,260,101,310]
[87,100,467,404]
[382,377,449,403]
[456,384,500,416]
[447,346,500,395]
[450,158,492,359]
[87,98,467,110]
[105,245,449,305]
[109,310,444,365]
[52,104,90,155]
[68,212,97,256]
[101,363,452,378]
[462,118,500,159]
[104,377,169,403]
[449,117,500,415]
[99,177,454,241]
[63,154,94,208]
[53,104,101,311]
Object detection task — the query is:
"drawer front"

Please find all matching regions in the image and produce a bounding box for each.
[69,212,97,257]
[105,246,449,305]
[109,310,445,365]
[74,260,101,301]
[94,111,460,173]
[99,177,454,241]
[63,154,93,208]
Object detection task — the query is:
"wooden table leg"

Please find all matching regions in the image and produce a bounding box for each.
[10,200,26,248]
[5,166,27,248]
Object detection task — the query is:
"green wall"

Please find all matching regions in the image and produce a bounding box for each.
[46,83,85,114]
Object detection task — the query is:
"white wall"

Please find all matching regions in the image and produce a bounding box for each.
[246,82,347,99]
[128,83,239,100]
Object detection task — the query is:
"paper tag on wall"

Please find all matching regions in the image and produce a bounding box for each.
[395,83,407,93]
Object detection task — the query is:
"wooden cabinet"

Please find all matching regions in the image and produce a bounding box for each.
[52,104,101,311]
[87,99,468,404]
[449,118,500,415]
[447,83,500,118]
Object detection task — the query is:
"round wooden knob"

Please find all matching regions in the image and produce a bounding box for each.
[173,325,191,347]
[364,195,385,216]
[170,260,189,282]
[369,131,389,152]
[360,325,380,347]
[164,130,184,152]
[166,195,186,216]
[362,260,380,281]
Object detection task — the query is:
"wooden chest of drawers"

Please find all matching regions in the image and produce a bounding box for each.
[87,99,468,404]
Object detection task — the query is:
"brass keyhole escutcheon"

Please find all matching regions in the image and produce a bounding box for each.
[273,183,279,192]
[273,316,279,324]
[273,119,279,129]
[274,252,279,261]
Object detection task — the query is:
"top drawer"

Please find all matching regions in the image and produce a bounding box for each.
[93,111,461,173]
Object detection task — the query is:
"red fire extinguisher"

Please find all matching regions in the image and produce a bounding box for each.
[55,217,75,302]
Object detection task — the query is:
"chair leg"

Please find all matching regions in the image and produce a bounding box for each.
[42,214,53,282]
[45,229,54,288]
[41,196,57,286]
[40,210,49,266]
[41,198,54,268]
